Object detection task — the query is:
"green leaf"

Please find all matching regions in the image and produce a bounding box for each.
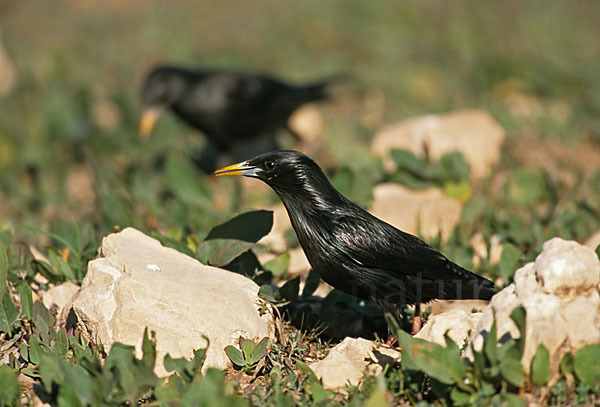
[390,149,429,176]
[574,344,600,387]
[0,291,18,333]
[32,301,53,333]
[262,253,290,277]
[206,210,273,243]
[296,360,318,383]
[248,337,268,365]
[163,354,190,377]
[483,320,498,364]
[530,344,550,386]
[241,337,254,361]
[29,334,41,364]
[560,351,574,375]
[20,284,33,320]
[499,358,525,388]
[436,152,470,182]
[196,239,254,267]
[0,241,7,301]
[500,393,528,407]
[0,364,20,406]
[302,269,320,298]
[499,243,521,283]
[57,385,84,407]
[275,277,300,303]
[225,345,245,367]
[54,328,69,357]
[258,285,276,302]
[397,330,466,385]
[39,353,65,393]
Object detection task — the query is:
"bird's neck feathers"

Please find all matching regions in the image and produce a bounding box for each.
[270,166,347,219]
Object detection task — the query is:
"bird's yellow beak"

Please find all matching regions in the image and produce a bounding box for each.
[139,107,162,138]
[214,161,258,177]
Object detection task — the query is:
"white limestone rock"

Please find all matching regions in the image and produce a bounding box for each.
[41,282,80,322]
[415,309,482,349]
[469,238,600,381]
[72,228,274,377]
[309,337,400,391]
[369,183,462,241]
[372,109,505,179]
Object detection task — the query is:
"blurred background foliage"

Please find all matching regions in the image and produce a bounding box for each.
[0,0,599,282]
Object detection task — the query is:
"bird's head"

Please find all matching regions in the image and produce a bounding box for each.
[215,150,339,207]
[139,67,187,137]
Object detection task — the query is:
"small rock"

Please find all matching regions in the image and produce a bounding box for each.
[428,299,489,317]
[585,230,600,251]
[415,309,482,348]
[469,238,600,382]
[42,282,80,322]
[72,228,274,377]
[91,97,121,131]
[369,183,462,241]
[309,337,400,390]
[372,109,505,179]
[288,104,324,143]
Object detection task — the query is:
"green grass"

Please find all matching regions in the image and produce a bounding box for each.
[1,1,600,405]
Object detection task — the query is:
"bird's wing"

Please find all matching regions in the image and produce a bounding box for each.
[331,213,474,282]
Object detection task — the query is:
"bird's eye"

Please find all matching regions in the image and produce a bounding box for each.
[265,160,276,170]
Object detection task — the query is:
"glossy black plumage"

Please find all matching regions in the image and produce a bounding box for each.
[216,150,497,323]
[140,66,340,170]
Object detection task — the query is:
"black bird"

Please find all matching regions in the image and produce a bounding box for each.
[140,66,341,171]
[215,150,497,334]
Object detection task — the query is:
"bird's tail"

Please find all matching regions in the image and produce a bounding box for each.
[291,73,349,103]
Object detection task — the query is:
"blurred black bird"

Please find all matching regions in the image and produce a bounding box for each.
[215,150,497,335]
[140,66,342,171]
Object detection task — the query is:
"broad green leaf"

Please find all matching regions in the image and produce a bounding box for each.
[39,353,65,393]
[225,345,245,367]
[483,320,498,364]
[54,328,69,357]
[390,149,429,176]
[397,330,466,385]
[499,244,521,283]
[275,277,300,303]
[308,383,329,403]
[258,285,276,302]
[196,239,254,267]
[57,385,84,407]
[295,360,318,383]
[32,301,53,333]
[0,365,20,406]
[248,337,268,365]
[0,291,18,333]
[302,269,320,298]
[241,337,254,361]
[500,393,528,407]
[29,334,41,364]
[574,344,600,386]
[262,253,290,277]
[0,241,7,301]
[443,180,472,202]
[206,210,273,243]
[436,152,470,182]
[560,351,574,375]
[20,284,33,320]
[499,358,525,388]
[530,344,550,386]
[163,354,190,377]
